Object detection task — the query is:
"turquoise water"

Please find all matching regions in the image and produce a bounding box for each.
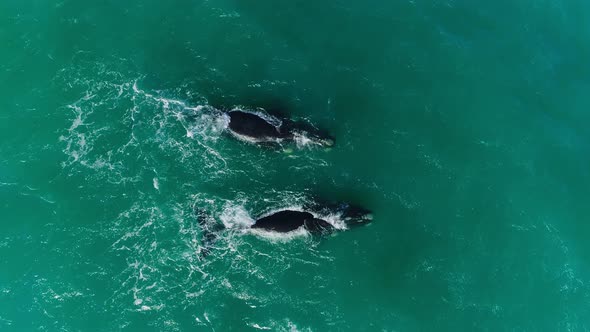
[1,0,590,330]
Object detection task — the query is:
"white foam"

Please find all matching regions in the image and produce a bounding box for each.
[257,205,306,218]
[315,212,348,230]
[228,129,283,144]
[248,227,310,242]
[292,132,314,147]
[219,203,255,229]
[225,108,328,149]
[257,204,347,231]
[230,107,283,128]
[250,323,272,330]
[292,131,328,149]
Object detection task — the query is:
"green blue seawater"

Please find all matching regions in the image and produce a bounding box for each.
[1,0,590,330]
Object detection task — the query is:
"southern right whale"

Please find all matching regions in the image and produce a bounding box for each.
[195,201,372,256]
[251,204,373,234]
[251,210,335,234]
[225,109,335,148]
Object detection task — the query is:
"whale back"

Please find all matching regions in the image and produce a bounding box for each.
[304,218,334,234]
[228,110,282,139]
[252,210,313,233]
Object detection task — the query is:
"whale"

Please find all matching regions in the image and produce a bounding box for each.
[251,204,373,234]
[251,210,334,234]
[195,201,372,256]
[225,109,335,148]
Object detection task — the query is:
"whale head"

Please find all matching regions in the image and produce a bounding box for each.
[286,120,335,148]
[291,130,335,148]
[338,203,373,228]
[311,133,335,148]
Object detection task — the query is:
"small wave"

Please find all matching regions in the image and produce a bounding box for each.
[248,227,310,242]
[250,323,272,330]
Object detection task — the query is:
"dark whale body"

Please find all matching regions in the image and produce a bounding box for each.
[252,210,334,234]
[226,110,335,147]
[227,110,285,140]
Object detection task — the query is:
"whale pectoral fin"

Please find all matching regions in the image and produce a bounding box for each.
[304,218,334,235]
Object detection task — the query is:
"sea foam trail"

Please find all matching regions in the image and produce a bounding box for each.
[59,74,232,185]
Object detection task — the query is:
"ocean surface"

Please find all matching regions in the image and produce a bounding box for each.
[1,1,590,331]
